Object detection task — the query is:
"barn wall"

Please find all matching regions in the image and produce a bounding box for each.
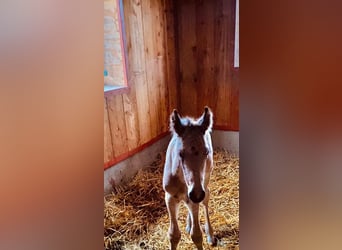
[175,0,239,130]
[104,0,178,167]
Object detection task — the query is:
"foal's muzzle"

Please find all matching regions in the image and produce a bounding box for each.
[189,189,205,203]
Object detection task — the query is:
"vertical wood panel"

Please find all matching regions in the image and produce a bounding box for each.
[155,0,168,133]
[122,90,140,151]
[164,0,178,114]
[106,94,128,157]
[120,0,141,150]
[123,0,152,145]
[196,0,215,115]
[104,98,114,162]
[212,0,223,116]
[134,73,153,145]
[177,0,198,116]
[226,0,238,129]
[231,70,239,129]
[214,0,230,126]
[141,0,161,138]
[158,50,169,133]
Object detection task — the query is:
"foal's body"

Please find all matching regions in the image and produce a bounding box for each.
[163,107,215,250]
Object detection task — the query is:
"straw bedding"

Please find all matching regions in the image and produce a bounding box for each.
[104,149,239,250]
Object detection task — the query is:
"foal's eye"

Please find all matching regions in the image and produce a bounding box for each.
[179,151,184,159]
[203,148,209,156]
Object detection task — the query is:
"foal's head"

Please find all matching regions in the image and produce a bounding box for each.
[170,107,213,203]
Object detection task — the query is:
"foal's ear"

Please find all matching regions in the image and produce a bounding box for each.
[199,106,213,134]
[170,109,185,136]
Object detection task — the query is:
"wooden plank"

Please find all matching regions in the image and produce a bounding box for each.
[214,0,231,127]
[123,0,152,145]
[196,0,215,115]
[227,0,239,130]
[141,0,162,138]
[104,98,114,163]
[173,0,181,111]
[122,89,140,151]
[106,94,128,158]
[177,0,197,116]
[212,0,222,120]
[227,0,236,71]
[231,70,239,130]
[156,0,169,133]
[163,0,179,114]
[158,53,169,134]
[120,0,143,150]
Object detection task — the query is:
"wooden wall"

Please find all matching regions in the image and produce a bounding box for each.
[175,0,239,130]
[104,0,239,168]
[104,0,178,167]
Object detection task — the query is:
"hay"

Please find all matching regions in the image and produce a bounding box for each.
[104,150,239,250]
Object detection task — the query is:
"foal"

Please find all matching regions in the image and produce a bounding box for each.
[163,107,216,250]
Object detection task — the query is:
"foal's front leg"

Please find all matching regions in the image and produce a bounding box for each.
[186,201,203,250]
[165,193,181,250]
[202,188,216,245]
[186,211,192,234]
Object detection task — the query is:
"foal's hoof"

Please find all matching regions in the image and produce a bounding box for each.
[207,236,217,246]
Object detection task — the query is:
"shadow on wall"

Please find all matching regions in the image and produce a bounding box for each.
[212,130,239,155]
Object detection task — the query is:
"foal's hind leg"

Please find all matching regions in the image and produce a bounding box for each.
[165,193,181,250]
[202,188,216,245]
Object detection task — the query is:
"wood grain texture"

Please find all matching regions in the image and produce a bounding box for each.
[104,0,238,168]
[157,0,169,133]
[104,0,177,167]
[175,0,239,130]
[163,0,179,114]
[123,0,152,145]
[177,0,198,116]
[122,89,140,151]
[214,0,230,126]
[141,0,164,138]
[104,98,114,162]
[230,70,239,129]
[106,94,128,158]
[196,0,215,116]
[227,0,239,130]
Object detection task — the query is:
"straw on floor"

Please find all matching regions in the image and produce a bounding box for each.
[104,149,239,250]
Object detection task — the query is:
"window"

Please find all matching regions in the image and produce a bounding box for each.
[104,0,128,92]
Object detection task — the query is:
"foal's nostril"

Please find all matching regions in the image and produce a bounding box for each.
[189,190,205,203]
